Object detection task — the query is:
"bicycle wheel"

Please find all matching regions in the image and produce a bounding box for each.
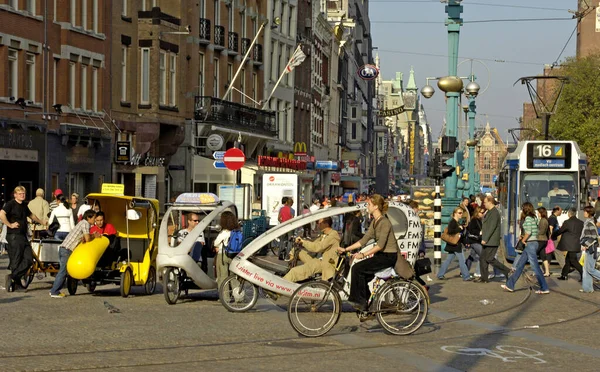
[374,280,428,336]
[287,280,341,337]
[219,274,259,312]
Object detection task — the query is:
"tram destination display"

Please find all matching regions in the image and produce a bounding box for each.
[527,143,571,169]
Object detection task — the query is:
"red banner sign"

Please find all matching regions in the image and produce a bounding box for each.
[258,156,307,170]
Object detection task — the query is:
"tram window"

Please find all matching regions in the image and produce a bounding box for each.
[520,173,576,211]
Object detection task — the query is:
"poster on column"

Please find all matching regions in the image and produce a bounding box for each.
[218,184,252,220]
[262,174,298,226]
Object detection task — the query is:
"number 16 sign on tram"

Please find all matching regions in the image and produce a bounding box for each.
[223,148,246,171]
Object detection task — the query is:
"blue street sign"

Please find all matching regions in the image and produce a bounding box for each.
[213,151,226,160]
[213,160,227,169]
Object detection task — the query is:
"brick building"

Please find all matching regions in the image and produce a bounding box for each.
[0,0,112,204]
[475,123,507,192]
[577,0,600,58]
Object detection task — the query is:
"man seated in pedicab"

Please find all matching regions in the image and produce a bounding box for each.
[283,217,341,283]
[176,212,205,263]
[90,211,119,266]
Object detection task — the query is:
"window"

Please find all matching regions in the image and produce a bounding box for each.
[228,3,234,32]
[81,0,87,29]
[25,53,35,102]
[252,72,257,102]
[81,65,87,110]
[240,68,245,103]
[282,5,289,35]
[92,67,98,111]
[159,51,167,104]
[92,0,98,33]
[169,54,176,105]
[213,58,219,97]
[240,9,246,38]
[122,0,127,16]
[26,0,35,14]
[142,0,157,11]
[351,122,357,140]
[198,53,204,96]
[53,59,58,105]
[270,41,276,80]
[53,0,56,20]
[214,0,219,24]
[8,49,18,99]
[9,0,18,10]
[69,62,76,107]
[288,5,294,37]
[70,0,76,25]
[226,63,233,100]
[121,46,128,101]
[140,48,150,103]
[351,107,357,119]
[199,0,205,18]
[483,153,491,170]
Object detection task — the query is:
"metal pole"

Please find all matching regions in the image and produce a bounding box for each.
[542,113,550,140]
[261,45,301,110]
[433,180,442,266]
[222,21,267,101]
[467,95,476,196]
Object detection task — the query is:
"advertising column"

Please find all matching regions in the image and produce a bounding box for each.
[262,173,299,226]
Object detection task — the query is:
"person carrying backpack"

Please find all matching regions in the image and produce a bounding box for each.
[213,211,240,288]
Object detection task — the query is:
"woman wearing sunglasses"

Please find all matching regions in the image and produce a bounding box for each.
[437,207,471,281]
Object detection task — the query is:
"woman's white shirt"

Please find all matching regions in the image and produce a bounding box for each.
[49,204,75,233]
[214,229,231,254]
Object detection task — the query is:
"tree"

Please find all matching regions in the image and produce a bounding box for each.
[551,52,600,175]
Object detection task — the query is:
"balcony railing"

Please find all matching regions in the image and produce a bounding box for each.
[194,96,277,137]
[199,18,211,41]
[228,32,238,53]
[253,44,263,63]
[214,25,225,47]
[241,38,251,55]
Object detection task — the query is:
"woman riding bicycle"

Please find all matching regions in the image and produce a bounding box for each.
[337,194,406,312]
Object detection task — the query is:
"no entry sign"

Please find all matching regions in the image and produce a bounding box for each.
[223,148,246,171]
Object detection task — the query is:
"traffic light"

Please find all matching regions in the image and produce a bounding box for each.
[439,152,456,179]
[428,149,440,178]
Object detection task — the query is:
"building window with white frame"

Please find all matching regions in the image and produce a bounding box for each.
[91,67,98,112]
[213,0,219,24]
[9,0,18,10]
[142,0,157,11]
[69,62,76,107]
[81,65,87,110]
[25,53,35,102]
[240,9,246,38]
[140,48,150,103]
[8,49,18,99]
[198,53,204,96]
[252,72,257,102]
[213,58,219,97]
[240,68,245,104]
[121,46,128,101]
[122,0,127,16]
[159,51,167,105]
[199,0,205,18]
[53,59,58,105]
[92,0,98,33]
[226,63,233,101]
[26,0,35,14]
[228,3,234,32]
[81,0,87,29]
[70,0,76,25]
[169,54,176,106]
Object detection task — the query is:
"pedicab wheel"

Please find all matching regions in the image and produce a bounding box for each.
[144,266,157,295]
[85,281,97,293]
[120,268,133,297]
[374,280,428,336]
[163,267,180,305]
[219,274,258,312]
[66,277,78,295]
[287,280,341,338]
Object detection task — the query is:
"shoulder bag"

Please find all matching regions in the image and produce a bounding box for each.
[441,227,461,245]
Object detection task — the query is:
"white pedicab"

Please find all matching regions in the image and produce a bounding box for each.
[219,201,427,313]
[157,193,237,304]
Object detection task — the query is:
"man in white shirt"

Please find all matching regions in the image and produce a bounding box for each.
[547,182,569,197]
[176,213,205,262]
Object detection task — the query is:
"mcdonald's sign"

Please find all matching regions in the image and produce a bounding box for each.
[294,142,307,157]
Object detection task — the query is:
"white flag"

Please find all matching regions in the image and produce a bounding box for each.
[285,47,307,73]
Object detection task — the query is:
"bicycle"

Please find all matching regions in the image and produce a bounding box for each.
[287,253,429,337]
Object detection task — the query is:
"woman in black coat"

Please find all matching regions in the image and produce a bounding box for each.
[437,207,471,281]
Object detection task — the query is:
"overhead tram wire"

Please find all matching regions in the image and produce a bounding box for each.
[370,1,570,12]
[551,5,596,67]
[375,49,545,66]
[371,17,574,24]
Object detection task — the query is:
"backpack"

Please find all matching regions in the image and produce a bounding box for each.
[224,230,244,259]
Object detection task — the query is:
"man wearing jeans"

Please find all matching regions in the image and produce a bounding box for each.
[49,210,96,298]
[476,196,510,283]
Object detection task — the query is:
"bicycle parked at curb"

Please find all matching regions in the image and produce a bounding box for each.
[287,252,429,337]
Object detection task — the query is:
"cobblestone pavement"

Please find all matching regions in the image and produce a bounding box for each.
[1,254,600,371]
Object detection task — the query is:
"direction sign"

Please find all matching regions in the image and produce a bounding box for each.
[213,160,227,169]
[213,151,225,160]
[223,148,246,171]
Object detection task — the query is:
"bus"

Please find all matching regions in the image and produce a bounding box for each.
[497,141,588,259]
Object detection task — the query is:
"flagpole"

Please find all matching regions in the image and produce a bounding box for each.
[261,45,302,110]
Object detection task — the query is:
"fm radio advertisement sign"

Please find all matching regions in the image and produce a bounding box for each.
[262,173,298,226]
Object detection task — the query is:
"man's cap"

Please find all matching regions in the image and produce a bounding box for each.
[54,189,63,197]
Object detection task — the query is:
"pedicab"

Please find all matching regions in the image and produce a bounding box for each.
[65,190,160,297]
[20,231,62,289]
[219,201,429,312]
[156,193,238,304]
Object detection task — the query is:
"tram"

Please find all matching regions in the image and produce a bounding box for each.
[497,140,588,259]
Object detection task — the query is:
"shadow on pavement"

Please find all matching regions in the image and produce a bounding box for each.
[0,295,31,304]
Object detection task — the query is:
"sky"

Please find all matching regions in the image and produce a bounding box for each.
[369,0,579,142]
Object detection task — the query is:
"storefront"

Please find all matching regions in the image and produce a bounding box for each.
[0,122,46,204]
[47,124,111,197]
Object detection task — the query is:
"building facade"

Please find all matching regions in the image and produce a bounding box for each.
[475,123,507,193]
[576,0,600,58]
